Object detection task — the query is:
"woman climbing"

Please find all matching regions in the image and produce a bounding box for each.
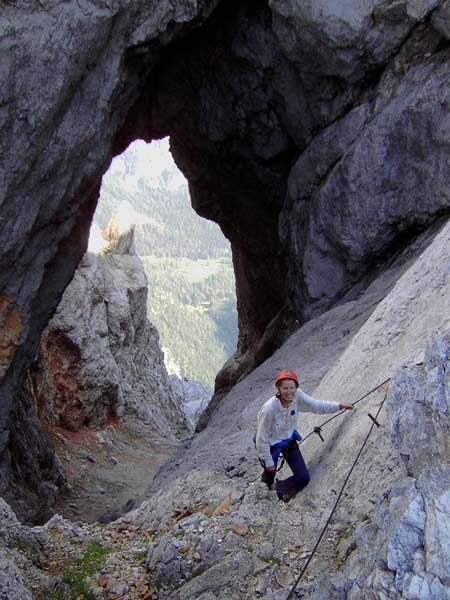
[255,369,353,502]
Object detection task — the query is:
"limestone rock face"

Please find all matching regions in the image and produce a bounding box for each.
[29,227,188,440]
[138,1,450,371]
[316,334,450,599]
[0,0,219,521]
[7,226,189,521]
[269,0,414,90]
[281,40,450,319]
[2,0,450,525]
[169,375,211,433]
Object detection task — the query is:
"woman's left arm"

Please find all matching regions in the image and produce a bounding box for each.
[297,389,353,414]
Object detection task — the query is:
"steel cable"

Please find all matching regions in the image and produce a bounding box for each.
[285,389,389,600]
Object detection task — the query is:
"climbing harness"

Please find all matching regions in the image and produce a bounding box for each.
[285,385,390,599]
[270,431,302,465]
[253,430,302,472]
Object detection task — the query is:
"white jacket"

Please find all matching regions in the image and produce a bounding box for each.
[256,390,340,468]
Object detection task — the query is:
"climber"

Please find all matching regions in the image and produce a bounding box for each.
[255,369,353,502]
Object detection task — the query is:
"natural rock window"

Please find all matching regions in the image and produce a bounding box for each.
[90,137,238,389]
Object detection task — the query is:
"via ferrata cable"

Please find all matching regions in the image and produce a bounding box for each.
[285,389,389,600]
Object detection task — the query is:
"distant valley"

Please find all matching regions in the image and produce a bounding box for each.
[92,139,238,388]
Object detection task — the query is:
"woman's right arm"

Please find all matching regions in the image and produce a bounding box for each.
[256,406,275,469]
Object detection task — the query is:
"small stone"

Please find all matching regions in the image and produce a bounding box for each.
[79,449,96,463]
[212,495,233,515]
[110,456,119,465]
[230,521,249,536]
[111,582,128,595]
[414,349,425,365]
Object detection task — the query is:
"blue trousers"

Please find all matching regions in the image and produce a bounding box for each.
[261,440,310,498]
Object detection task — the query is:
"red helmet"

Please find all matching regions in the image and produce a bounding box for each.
[275,369,299,387]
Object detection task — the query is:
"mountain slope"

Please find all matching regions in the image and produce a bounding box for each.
[92,139,238,387]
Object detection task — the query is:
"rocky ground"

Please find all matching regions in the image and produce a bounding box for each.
[14,332,445,600]
[48,417,181,523]
[12,401,399,600]
[4,385,402,600]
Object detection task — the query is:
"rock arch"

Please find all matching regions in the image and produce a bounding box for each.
[2,0,450,520]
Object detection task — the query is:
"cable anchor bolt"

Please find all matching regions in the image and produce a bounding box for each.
[313,426,324,442]
[368,413,380,427]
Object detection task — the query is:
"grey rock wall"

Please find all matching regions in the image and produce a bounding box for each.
[29,227,188,440]
[2,0,450,525]
[170,375,211,433]
[316,334,450,599]
[282,34,450,319]
[5,388,67,524]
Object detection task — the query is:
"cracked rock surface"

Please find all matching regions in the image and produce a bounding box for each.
[1,2,450,593]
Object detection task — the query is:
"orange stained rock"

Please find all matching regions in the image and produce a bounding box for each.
[212,495,233,516]
[0,294,23,380]
[97,575,108,587]
[230,521,249,536]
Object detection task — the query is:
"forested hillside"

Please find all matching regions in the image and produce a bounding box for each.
[92,139,237,388]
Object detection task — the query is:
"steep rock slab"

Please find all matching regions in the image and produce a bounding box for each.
[313,218,450,410]
[116,217,445,514]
